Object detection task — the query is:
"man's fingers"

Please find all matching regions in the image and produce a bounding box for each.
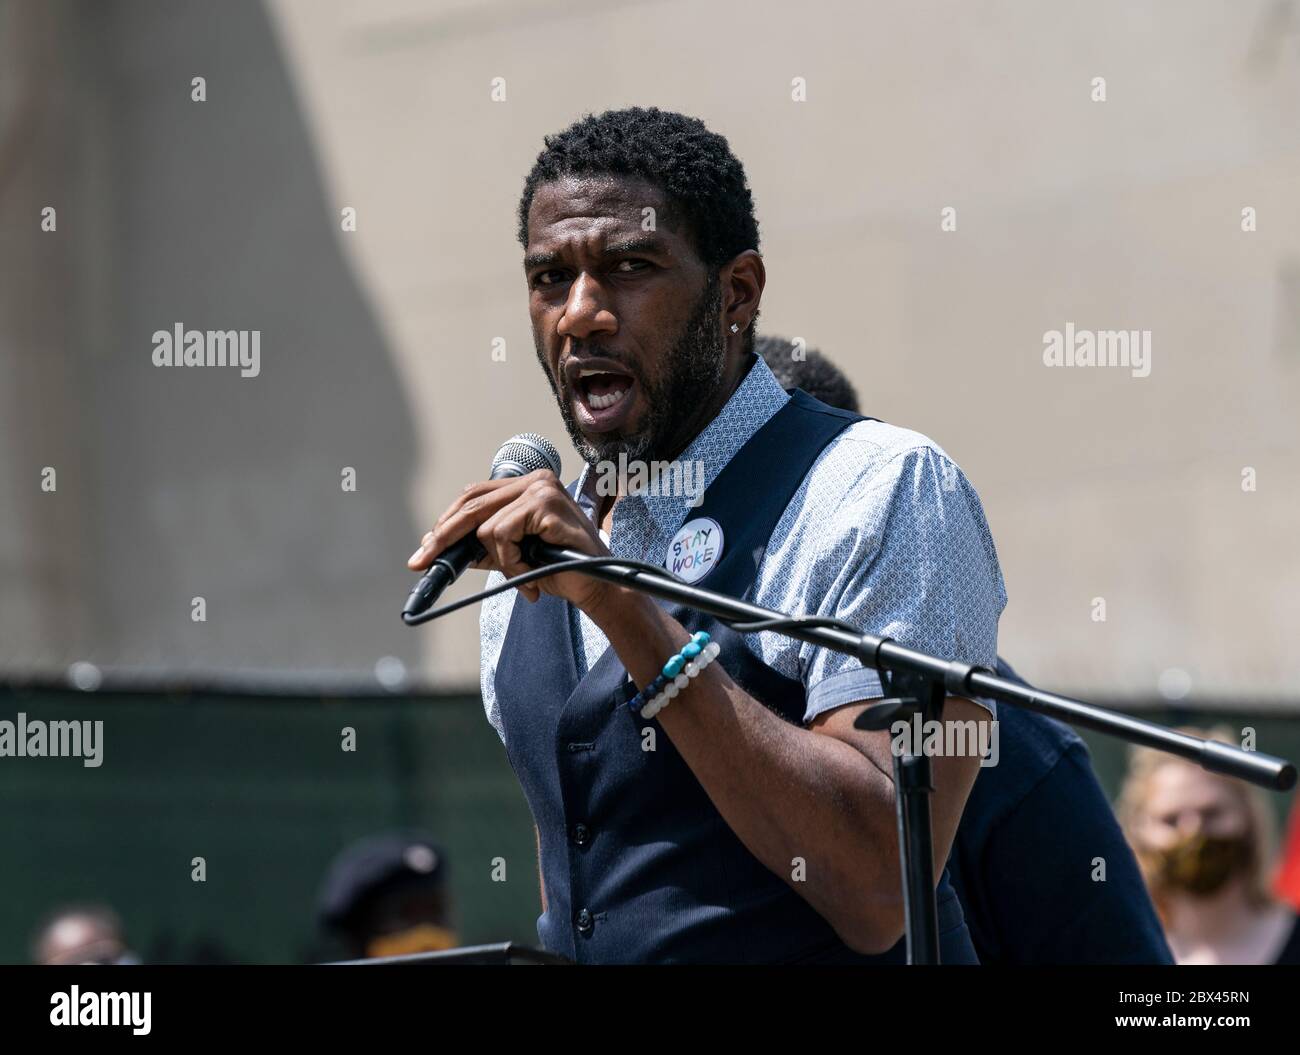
[409,476,534,568]
[434,483,482,530]
[480,486,580,588]
[408,469,570,578]
[407,533,435,568]
[478,504,531,583]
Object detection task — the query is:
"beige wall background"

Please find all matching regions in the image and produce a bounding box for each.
[3,0,1298,704]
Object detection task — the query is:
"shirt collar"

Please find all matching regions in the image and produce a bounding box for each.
[573,352,791,540]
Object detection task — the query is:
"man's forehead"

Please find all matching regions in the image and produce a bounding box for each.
[526,175,680,246]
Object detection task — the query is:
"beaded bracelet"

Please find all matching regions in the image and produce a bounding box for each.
[626,631,715,719]
[640,640,721,720]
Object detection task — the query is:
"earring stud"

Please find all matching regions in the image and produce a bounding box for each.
[729,322,740,333]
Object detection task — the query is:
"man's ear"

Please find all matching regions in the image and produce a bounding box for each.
[722,250,766,333]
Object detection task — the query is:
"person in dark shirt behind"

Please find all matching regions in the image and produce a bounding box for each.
[756,334,1173,965]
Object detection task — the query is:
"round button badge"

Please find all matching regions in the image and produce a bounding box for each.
[665,517,724,583]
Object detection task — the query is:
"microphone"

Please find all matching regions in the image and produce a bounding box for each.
[402,433,562,618]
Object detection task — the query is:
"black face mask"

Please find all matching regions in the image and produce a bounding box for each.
[1144,832,1254,898]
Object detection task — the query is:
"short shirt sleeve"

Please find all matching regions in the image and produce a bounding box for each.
[798,445,1007,725]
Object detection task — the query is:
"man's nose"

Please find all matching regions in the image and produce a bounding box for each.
[557,272,617,339]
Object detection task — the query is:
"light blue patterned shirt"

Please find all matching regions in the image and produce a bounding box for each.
[479,354,1006,743]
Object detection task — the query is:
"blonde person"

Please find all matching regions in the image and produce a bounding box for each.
[1118,727,1300,964]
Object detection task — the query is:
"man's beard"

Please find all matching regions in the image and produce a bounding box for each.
[536,274,727,468]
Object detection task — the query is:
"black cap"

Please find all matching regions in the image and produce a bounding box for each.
[317,832,448,930]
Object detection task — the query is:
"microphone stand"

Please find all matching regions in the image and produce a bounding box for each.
[491,537,1295,964]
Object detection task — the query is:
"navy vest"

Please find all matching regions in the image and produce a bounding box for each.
[495,388,978,963]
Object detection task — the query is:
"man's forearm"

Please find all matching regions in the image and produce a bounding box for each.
[587,586,907,952]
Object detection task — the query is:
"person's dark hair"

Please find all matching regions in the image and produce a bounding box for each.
[518,107,761,348]
[755,335,861,414]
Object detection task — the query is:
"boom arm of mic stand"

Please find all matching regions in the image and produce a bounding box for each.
[518,536,1295,791]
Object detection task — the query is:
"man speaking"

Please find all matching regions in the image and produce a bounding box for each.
[407,107,1007,964]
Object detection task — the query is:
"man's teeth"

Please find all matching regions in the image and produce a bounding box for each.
[577,369,632,410]
[588,383,630,410]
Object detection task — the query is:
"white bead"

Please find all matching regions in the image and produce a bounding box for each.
[708,642,721,658]
[684,661,699,677]
[664,683,679,699]
[674,674,689,690]
[643,700,662,719]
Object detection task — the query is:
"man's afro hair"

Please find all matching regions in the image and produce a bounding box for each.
[517,107,760,271]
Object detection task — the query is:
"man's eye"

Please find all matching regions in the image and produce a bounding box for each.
[534,270,566,287]
[613,259,649,274]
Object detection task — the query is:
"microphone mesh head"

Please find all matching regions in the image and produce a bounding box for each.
[491,433,562,479]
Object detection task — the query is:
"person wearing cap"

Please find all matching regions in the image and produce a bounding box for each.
[317,832,458,960]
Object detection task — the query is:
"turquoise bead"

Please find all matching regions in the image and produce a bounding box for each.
[664,655,685,678]
[681,642,702,659]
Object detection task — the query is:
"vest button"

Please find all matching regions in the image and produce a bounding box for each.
[571,823,590,846]
[576,908,594,935]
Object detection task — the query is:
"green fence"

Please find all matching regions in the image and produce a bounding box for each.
[0,687,536,964]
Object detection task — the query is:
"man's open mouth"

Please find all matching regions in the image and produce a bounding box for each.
[571,367,638,432]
